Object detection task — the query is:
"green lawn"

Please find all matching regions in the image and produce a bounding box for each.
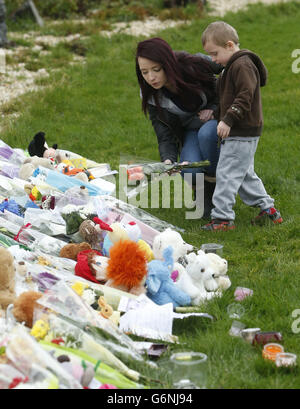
[2,1,300,388]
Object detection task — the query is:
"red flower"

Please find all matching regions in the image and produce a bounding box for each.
[9,376,29,389]
[51,337,65,345]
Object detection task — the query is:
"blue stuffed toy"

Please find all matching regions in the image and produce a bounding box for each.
[146,246,191,308]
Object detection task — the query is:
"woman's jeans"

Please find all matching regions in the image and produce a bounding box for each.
[180,119,220,186]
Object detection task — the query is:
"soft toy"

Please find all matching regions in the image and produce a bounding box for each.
[79,219,102,249]
[12,291,43,328]
[79,217,112,249]
[199,250,231,290]
[152,228,193,262]
[180,251,220,306]
[152,228,194,289]
[105,239,147,295]
[75,249,107,284]
[124,221,141,242]
[137,239,154,262]
[86,253,109,282]
[58,164,89,183]
[102,222,129,256]
[15,261,28,277]
[19,156,55,180]
[146,246,191,308]
[0,247,16,311]
[59,242,92,261]
[98,296,120,326]
[102,220,154,262]
[28,131,57,159]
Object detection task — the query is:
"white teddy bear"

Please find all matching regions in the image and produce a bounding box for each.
[152,227,194,284]
[152,228,193,261]
[176,251,220,305]
[198,250,231,291]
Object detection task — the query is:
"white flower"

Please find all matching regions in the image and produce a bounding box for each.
[82,289,96,306]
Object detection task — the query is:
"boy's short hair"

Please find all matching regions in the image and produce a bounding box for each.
[202,21,239,47]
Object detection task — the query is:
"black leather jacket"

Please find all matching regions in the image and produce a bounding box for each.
[147,54,222,162]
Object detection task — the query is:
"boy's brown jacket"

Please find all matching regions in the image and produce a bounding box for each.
[216,49,268,137]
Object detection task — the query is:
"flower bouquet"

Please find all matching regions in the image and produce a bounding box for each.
[5,325,82,389]
[36,281,145,368]
[123,159,210,200]
[126,160,210,183]
[31,313,145,387]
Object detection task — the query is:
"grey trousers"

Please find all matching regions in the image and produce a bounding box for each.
[211,138,274,221]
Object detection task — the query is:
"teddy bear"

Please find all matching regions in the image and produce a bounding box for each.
[0,247,16,312]
[179,251,220,306]
[79,219,103,249]
[151,227,194,285]
[199,250,231,291]
[79,217,112,250]
[145,246,191,308]
[12,290,43,328]
[59,242,92,261]
[19,156,55,180]
[152,228,194,262]
[105,239,148,295]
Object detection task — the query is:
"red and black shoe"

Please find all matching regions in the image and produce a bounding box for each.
[201,219,235,231]
[251,207,283,226]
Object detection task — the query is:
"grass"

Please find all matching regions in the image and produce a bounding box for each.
[2,1,300,389]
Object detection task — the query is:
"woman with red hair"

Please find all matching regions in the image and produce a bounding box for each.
[136,37,222,218]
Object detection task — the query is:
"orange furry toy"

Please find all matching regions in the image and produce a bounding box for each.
[13,291,43,328]
[106,239,147,295]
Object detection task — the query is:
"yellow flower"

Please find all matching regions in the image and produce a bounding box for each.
[71,281,89,296]
[31,186,42,200]
[30,320,50,340]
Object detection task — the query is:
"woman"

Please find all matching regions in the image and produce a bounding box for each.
[135,37,222,218]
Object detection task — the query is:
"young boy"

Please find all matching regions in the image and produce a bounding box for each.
[200,21,282,231]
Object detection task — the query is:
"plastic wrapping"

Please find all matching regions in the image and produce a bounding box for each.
[36,281,143,360]
[0,174,14,196]
[56,149,112,171]
[0,160,20,179]
[11,223,67,256]
[40,340,144,389]
[0,140,26,166]
[36,314,142,383]
[123,160,209,200]
[39,167,110,196]
[23,207,66,236]
[94,195,184,237]
[0,364,27,389]
[0,231,19,248]
[5,325,82,389]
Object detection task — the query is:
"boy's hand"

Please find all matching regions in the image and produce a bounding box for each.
[217,121,231,139]
[198,109,214,122]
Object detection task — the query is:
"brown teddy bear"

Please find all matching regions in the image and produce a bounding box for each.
[0,247,16,312]
[59,242,92,261]
[13,291,43,328]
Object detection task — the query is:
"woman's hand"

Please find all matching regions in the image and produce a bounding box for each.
[164,159,173,165]
[198,109,214,122]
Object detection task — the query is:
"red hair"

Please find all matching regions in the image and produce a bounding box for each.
[107,240,147,290]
